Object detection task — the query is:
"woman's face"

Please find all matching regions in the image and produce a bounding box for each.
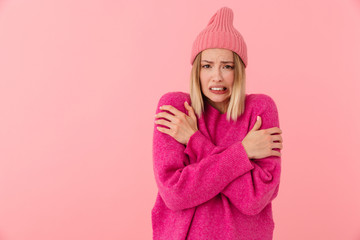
[200,48,234,113]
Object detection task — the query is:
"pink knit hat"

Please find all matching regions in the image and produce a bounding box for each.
[190,6,248,67]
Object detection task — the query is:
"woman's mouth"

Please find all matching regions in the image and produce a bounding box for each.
[209,87,228,94]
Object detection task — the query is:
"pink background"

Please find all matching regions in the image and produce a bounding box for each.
[1,0,360,239]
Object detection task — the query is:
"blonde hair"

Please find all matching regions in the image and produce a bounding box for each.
[189,51,246,123]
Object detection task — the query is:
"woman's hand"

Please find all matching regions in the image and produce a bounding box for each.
[242,116,283,160]
[155,101,198,145]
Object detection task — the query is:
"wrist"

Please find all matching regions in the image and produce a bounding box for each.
[241,141,251,159]
[186,130,198,145]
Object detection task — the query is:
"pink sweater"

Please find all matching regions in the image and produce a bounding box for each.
[151,91,282,240]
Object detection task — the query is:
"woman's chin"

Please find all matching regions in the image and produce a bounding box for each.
[207,95,229,103]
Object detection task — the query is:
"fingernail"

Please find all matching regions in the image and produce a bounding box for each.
[257,116,260,121]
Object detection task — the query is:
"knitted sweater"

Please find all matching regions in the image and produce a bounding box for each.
[151,91,281,240]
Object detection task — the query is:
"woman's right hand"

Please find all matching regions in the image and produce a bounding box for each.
[241,116,283,160]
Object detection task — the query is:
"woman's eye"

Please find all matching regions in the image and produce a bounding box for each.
[202,65,233,69]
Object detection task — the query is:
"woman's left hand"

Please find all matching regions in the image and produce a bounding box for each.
[155,101,198,145]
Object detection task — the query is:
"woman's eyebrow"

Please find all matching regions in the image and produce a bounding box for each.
[201,60,234,64]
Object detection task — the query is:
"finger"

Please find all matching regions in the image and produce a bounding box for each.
[160,105,186,118]
[267,127,282,135]
[184,101,190,114]
[184,101,189,108]
[271,150,282,157]
[256,116,262,126]
[155,119,176,129]
[156,126,173,136]
[250,116,262,131]
[271,135,283,143]
[272,142,283,150]
[155,111,179,124]
[185,102,197,120]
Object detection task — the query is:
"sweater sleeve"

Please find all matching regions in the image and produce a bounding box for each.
[152,92,254,211]
[185,94,282,216]
[221,95,281,215]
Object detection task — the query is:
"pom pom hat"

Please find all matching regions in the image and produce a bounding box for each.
[190,6,248,67]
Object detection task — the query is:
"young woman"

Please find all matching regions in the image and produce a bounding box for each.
[152,6,283,240]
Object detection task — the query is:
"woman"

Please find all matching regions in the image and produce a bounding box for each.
[152,6,283,240]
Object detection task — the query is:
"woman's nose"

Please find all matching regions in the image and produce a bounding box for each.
[212,68,223,80]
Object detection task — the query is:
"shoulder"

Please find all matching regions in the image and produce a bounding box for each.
[157,91,190,105]
[246,93,280,128]
[246,93,278,112]
[155,91,190,113]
